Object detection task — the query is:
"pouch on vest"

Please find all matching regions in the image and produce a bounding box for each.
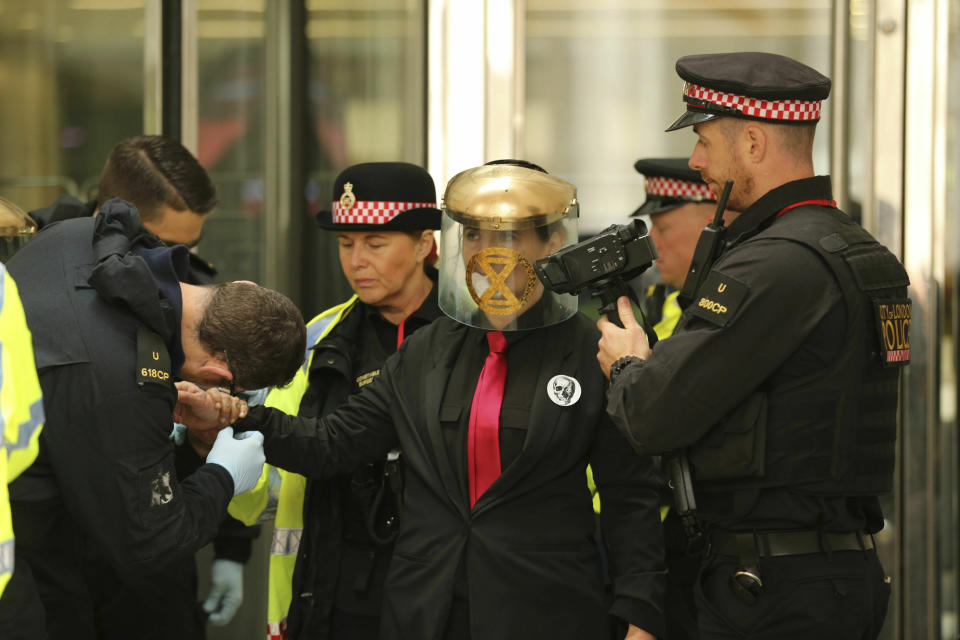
[689,392,767,481]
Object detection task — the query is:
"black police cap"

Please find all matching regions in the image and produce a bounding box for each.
[631,157,715,218]
[666,52,832,131]
[316,162,442,231]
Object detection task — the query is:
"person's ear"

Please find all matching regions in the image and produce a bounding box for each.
[743,124,767,165]
[416,230,435,262]
[197,360,232,382]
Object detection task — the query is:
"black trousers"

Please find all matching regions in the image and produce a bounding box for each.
[694,549,889,639]
[663,512,699,640]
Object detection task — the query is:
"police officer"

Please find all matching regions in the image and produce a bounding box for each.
[228,162,443,640]
[597,52,906,639]
[632,158,734,338]
[181,161,667,640]
[28,135,261,634]
[2,198,305,640]
[29,135,220,283]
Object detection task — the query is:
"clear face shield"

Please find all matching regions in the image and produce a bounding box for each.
[0,196,37,263]
[438,165,579,331]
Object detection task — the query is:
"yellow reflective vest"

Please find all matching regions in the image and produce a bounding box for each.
[0,265,44,596]
[229,296,358,640]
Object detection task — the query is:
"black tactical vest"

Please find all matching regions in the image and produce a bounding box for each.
[689,206,910,497]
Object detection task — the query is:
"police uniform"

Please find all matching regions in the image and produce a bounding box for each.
[607,53,907,638]
[230,164,667,640]
[632,158,718,640]
[3,200,239,639]
[0,263,45,638]
[27,193,253,639]
[229,163,444,640]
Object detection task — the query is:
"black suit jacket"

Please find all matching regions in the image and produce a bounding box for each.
[242,313,666,640]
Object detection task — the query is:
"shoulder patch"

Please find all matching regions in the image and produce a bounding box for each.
[136,327,172,387]
[874,298,911,366]
[687,271,749,327]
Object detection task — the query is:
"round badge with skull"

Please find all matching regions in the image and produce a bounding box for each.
[547,374,581,407]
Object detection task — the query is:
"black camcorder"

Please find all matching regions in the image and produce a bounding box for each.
[534,219,658,333]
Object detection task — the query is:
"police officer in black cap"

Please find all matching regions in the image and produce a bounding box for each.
[597,52,908,638]
[228,162,444,640]
[632,158,737,339]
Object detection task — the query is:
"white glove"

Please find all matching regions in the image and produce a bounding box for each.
[203,558,244,626]
[206,427,266,495]
[169,423,187,445]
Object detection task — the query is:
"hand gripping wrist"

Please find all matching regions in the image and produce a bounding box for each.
[206,426,266,496]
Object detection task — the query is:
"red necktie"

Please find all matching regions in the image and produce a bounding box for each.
[467,331,508,508]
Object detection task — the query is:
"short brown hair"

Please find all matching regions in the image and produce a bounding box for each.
[98,136,217,223]
[196,283,306,389]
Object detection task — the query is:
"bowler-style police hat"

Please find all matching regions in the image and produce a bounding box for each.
[631,158,716,217]
[316,162,442,231]
[666,52,832,131]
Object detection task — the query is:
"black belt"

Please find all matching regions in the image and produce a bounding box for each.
[711,530,875,558]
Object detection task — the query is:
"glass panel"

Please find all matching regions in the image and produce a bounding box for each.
[302,0,426,316]
[941,2,960,636]
[524,1,833,234]
[195,0,267,284]
[0,0,145,213]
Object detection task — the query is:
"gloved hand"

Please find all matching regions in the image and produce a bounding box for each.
[169,423,187,446]
[206,427,266,496]
[203,558,244,626]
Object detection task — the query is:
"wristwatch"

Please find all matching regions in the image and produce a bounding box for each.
[609,355,643,383]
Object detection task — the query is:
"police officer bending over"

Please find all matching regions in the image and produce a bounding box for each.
[597,52,908,639]
[0,199,305,640]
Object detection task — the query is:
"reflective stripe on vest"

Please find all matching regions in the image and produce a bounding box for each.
[271,527,302,556]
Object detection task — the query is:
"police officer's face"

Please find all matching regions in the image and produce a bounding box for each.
[689,120,755,212]
[649,202,716,289]
[337,230,432,310]
[143,205,206,246]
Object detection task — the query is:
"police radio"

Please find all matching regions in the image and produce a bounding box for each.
[677,179,734,309]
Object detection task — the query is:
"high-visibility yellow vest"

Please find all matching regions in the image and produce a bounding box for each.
[0,265,44,596]
[229,296,358,640]
[653,290,682,341]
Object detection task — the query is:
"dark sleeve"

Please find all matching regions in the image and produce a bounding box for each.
[235,362,399,479]
[42,369,234,578]
[212,516,261,563]
[590,412,667,638]
[606,239,842,455]
[174,442,260,562]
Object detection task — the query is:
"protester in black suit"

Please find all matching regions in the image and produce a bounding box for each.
[179,161,666,640]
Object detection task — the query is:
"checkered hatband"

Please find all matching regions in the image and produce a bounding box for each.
[645,176,715,201]
[683,82,822,122]
[332,200,437,225]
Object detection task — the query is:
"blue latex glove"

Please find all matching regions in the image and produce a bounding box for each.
[203,558,244,626]
[206,427,265,496]
[169,423,187,445]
